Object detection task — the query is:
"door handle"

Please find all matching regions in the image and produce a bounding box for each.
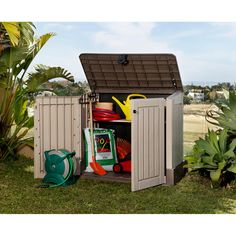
[133,110,137,114]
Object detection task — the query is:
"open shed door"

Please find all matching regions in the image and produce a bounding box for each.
[131,98,166,191]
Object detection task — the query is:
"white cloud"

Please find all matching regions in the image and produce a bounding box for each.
[92,22,175,53]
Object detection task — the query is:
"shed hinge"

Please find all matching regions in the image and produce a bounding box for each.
[167,59,177,90]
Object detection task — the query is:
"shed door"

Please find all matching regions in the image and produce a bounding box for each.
[131,98,165,191]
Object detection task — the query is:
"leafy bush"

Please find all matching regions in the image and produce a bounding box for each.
[206,90,236,134]
[183,95,192,105]
[184,129,236,187]
[0,22,74,160]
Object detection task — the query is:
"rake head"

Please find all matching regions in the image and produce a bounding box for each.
[116,138,131,160]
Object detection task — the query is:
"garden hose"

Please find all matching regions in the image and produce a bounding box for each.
[48,158,73,188]
[37,152,75,189]
[92,108,120,121]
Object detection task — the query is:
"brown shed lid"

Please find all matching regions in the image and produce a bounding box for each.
[79,53,183,94]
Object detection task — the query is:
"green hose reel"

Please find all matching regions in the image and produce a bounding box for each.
[43,149,78,188]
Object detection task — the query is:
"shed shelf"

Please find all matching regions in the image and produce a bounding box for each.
[93,119,131,123]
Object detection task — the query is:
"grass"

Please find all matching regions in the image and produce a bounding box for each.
[1,157,236,214]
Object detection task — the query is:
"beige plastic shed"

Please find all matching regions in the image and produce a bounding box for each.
[34,53,184,192]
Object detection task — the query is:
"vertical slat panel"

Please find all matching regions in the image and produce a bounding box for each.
[132,98,165,191]
[57,97,65,148]
[34,96,83,178]
[64,97,72,150]
[154,106,158,176]
[138,108,144,180]
[166,91,183,169]
[43,99,51,151]
[143,108,149,179]
[34,98,42,178]
[39,102,44,173]
[148,107,155,178]
[172,103,183,167]
[50,101,58,149]
[72,97,81,157]
[155,107,161,177]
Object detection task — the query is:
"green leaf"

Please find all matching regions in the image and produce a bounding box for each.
[186,163,204,170]
[2,22,20,46]
[23,116,34,129]
[222,88,229,100]
[223,148,236,159]
[218,161,226,170]
[229,138,236,150]
[184,155,199,163]
[11,33,55,79]
[195,139,217,156]
[0,45,30,73]
[26,65,74,92]
[18,22,35,45]
[210,169,221,182]
[229,92,236,113]
[14,95,28,125]
[206,130,219,153]
[18,137,34,148]
[219,129,227,153]
[227,163,236,174]
[202,155,217,167]
[17,129,29,140]
[205,91,236,133]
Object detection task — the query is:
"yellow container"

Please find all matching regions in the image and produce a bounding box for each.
[112,94,147,120]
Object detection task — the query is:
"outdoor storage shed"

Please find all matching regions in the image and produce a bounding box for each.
[34,53,184,192]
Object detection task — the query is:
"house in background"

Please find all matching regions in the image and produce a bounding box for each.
[37,91,55,97]
[188,89,204,102]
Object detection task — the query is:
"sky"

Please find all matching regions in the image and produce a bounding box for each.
[30,22,236,86]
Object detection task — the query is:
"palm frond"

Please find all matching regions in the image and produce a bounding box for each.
[14,33,55,77]
[2,22,20,46]
[26,65,74,92]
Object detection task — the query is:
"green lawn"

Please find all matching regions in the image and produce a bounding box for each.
[1,157,236,214]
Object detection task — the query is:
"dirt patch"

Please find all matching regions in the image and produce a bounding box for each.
[183,103,219,154]
[184,104,218,133]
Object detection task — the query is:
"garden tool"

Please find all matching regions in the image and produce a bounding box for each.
[42,149,78,188]
[112,94,147,121]
[116,138,131,160]
[89,99,107,176]
[113,138,131,173]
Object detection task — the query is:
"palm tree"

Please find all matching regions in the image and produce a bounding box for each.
[0,22,74,160]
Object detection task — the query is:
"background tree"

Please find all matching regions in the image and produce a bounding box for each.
[39,81,90,96]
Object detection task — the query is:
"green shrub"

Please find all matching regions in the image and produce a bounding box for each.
[184,129,236,187]
[206,90,236,134]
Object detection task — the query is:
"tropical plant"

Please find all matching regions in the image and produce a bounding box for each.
[0,22,34,54]
[206,89,236,134]
[184,129,236,187]
[0,22,74,160]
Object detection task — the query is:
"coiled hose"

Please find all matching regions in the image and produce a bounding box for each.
[92,108,121,121]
